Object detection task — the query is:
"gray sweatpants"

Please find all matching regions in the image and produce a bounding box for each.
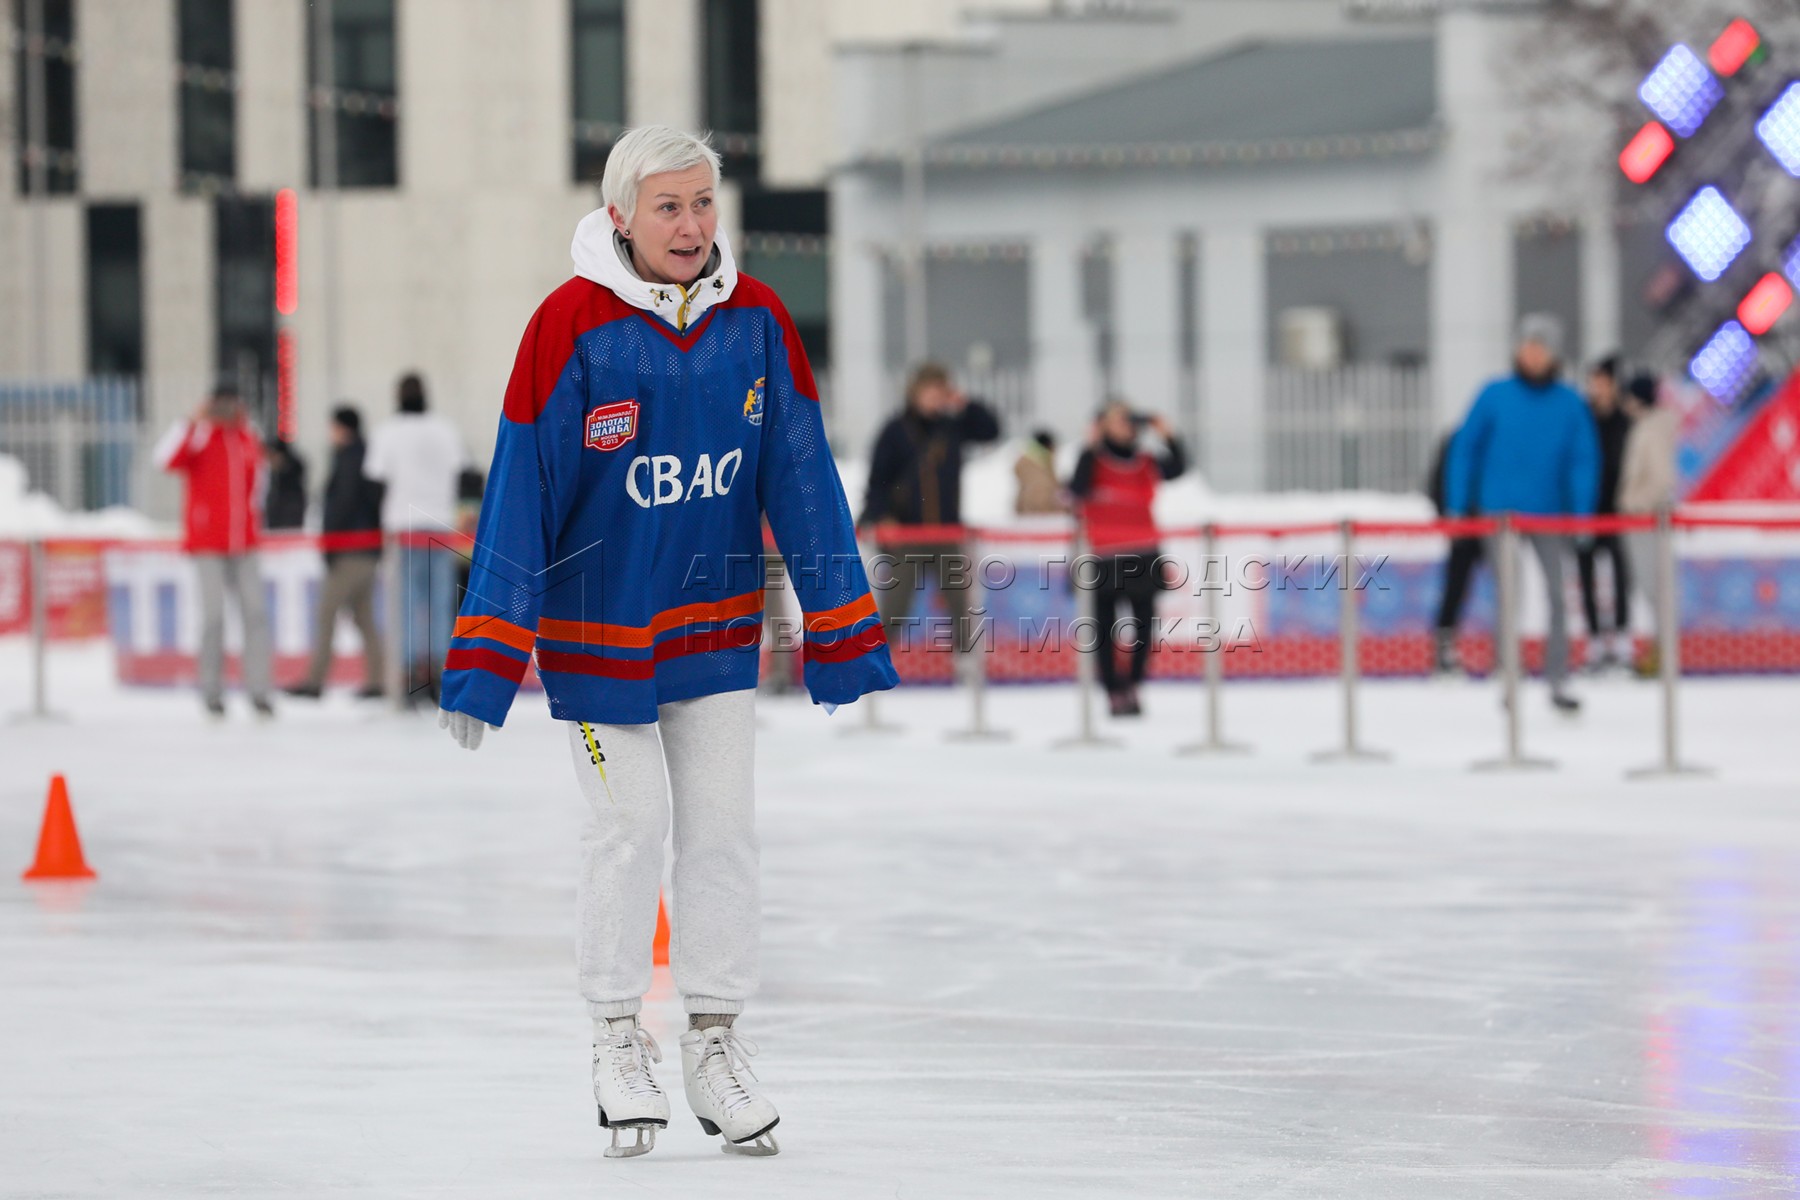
[1524,533,1571,689]
[567,687,759,1019]
[303,554,384,690]
[194,552,271,704]
[1625,530,1660,633]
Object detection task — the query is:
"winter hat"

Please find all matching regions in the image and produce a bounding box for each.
[1517,312,1566,361]
[1626,373,1659,407]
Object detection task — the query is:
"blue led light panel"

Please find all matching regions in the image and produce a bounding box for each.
[1785,235,1800,290]
[1640,44,1723,137]
[1667,187,1752,282]
[1690,321,1758,402]
[1756,83,1800,176]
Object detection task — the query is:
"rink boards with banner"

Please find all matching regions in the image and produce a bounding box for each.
[60,518,1800,688]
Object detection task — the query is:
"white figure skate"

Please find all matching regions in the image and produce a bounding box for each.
[593,1017,669,1158]
[680,1025,781,1156]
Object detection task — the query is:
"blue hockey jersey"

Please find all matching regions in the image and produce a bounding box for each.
[440,224,896,726]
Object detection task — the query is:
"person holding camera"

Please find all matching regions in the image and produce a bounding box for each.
[1069,399,1187,716]
[152,382,274,719]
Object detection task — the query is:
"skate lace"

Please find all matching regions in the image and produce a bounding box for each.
[701,1029,761,1115]
[597,1027,664,1102]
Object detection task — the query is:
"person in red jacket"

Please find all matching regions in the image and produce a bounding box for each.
[1069,399,1187,717]
[153,383,274,718]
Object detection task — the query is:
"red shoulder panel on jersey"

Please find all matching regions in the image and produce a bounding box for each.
[727,273,819,403]
[502,278,637,424]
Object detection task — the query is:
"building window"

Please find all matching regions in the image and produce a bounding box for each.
[702,0,760,180]
[215,196,275,397]
[571,0,625,184]
[1513,220,1585,367]
[86,204,144,376]
[308,0,398,189]
[741,189,827,367]
[12,0,78,195]
[177,0,236,189]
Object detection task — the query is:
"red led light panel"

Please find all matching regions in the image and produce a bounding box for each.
[1619,122,1675,184]
[274,188,299,316]
[276,329,297,442]
[1738,273,1792,336]
[1709,19,1760,77]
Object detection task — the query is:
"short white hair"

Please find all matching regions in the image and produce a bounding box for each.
[602,126,722,225]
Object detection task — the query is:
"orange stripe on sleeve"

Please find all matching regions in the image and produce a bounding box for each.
[536,589,765,648]
[453,614,537,654]
[804,592,878,634]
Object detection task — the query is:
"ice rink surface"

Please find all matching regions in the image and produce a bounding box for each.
[4,646,1800,1198]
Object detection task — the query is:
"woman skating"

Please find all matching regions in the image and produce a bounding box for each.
[436,126,897,1158]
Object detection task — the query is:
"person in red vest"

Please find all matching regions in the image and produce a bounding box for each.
[153,382,274,719]
[1069,399,1188,717]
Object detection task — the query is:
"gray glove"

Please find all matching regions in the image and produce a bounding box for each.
[438,707,496,751]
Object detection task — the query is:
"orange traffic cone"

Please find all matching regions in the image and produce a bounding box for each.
[653,894,670,966]
[22,774,96,881]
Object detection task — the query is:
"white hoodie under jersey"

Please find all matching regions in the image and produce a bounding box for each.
[569,209,739,334]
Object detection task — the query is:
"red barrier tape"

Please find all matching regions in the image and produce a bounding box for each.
[1511,513,1658,536]
[1207,522,1342,539]
[1352,518,1500,538]
[1674,514,1800,531]
[14,511,1800,560]
[866,524,976,547]
[313,530,386,553]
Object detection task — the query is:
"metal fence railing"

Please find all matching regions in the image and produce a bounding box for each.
[876,365,1036,432]
[1265,363,1434,493]
[0,375,284,521]
[0,364,1435,519]
[0,378,143,512]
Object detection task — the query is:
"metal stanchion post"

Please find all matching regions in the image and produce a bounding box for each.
[384,533,408,711]
[29,538,48,718]
[1628,506,1711,780]
[1054,529,1122,750]
[11,538,65,723]
[1474,513,1554,771]
[1178,523,1248,756]
[947,536,1010,742]
[1313,518,1388,762]
[845,532,902,735]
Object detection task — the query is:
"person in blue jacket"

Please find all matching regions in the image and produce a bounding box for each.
[1443,313,1600,712]
[435,126,897,1158]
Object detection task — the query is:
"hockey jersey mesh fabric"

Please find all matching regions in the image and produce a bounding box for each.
[440,247,896,726]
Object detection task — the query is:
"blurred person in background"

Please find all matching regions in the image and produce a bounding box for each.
[1069,400,1187,717]
[452,463,486,605]
[286,406,385,700]
[152,381,273,719]
[365,372,469,706]
[1014,428,1067,515]
[435,125,895,1158]
[860,362,1001,665]
[262,439,308,530]
[1577,355,1632,671]
[1425,427,1483,675]
[1444,313,1600,713]
[1617,372,1679,677]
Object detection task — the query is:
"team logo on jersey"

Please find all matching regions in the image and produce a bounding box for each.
[743,377,765,426]
[585,400,639,452]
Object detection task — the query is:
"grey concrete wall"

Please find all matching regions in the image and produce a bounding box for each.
[1266,237,1430,366]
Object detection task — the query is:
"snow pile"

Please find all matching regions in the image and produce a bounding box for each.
[0,454,160,539]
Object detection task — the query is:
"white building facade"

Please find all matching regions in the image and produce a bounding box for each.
[0,0,1062,516]
[828,3,1630,492]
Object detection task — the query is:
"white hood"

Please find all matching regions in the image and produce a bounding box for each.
[570,208,738,334]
